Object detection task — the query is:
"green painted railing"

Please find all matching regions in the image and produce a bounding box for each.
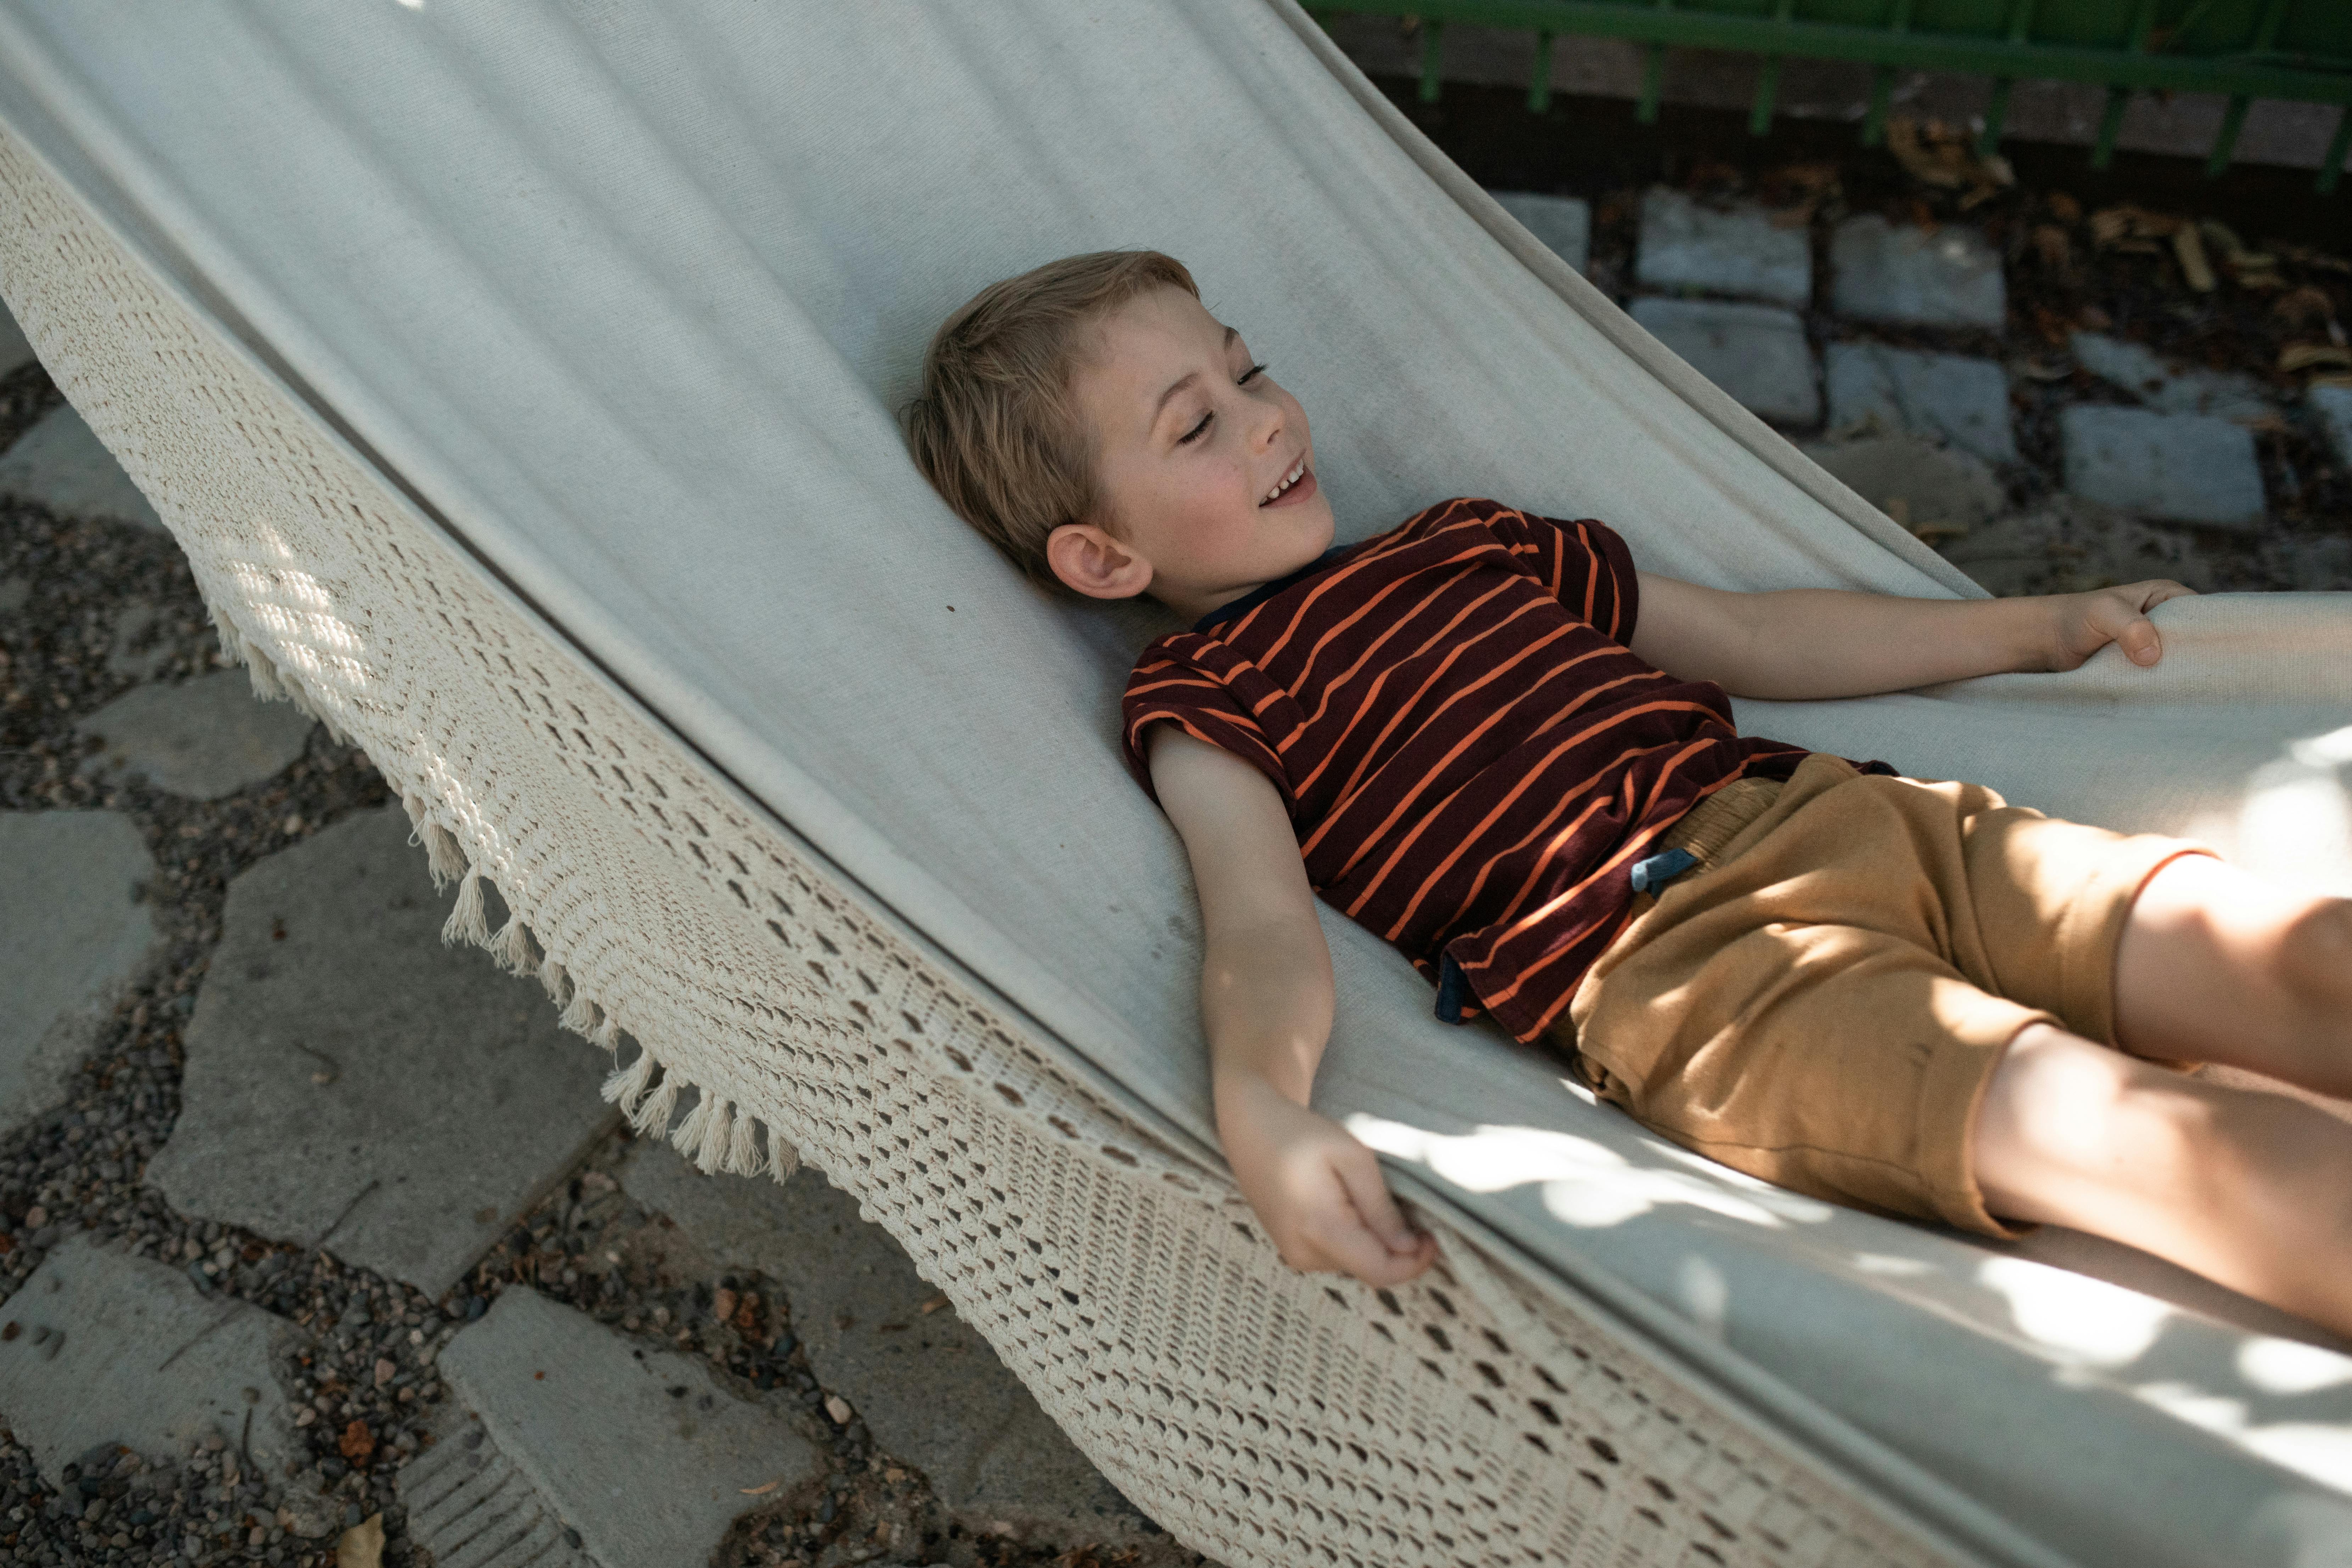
[1310,1,2352,190]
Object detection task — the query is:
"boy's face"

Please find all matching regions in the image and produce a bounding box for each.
[1049,287,1333,619]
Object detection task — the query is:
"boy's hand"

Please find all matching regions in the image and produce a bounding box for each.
[1217,1073,1438,1287]
[2047,579,2196,670]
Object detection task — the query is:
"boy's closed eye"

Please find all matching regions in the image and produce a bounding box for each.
[1175,361,1270,446]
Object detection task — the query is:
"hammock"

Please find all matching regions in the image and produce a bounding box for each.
[2,4,2348,1564]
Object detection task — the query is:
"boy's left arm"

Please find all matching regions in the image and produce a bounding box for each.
[1627,574,2195,699]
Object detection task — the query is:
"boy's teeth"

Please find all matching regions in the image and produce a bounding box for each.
[1263,459,1305,503]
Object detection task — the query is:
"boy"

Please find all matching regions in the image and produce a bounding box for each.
[905,250,2352,1338]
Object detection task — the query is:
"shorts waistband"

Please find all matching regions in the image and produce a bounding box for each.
[1658,774,1785,870]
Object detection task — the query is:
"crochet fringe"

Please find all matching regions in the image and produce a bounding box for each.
[442,871,489,948]
[600,1048,655,1116]
[421,822,467,887]
[727,1107,765,1177]
[491,916,536,976]
[364,738,798,1186]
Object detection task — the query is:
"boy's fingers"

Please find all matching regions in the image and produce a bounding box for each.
[2118,615,2161,666]
[1331,1146,1422,1254]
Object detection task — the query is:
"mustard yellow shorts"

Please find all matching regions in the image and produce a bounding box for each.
[1563,752,2210,1237]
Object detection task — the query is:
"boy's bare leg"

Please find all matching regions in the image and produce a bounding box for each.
[2111,854,2352,1096]
[1972,857,2352,1337]
[1974,1026,2352,1337]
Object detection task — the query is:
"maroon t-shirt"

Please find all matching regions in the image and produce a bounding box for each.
[1121,496,1831,1048]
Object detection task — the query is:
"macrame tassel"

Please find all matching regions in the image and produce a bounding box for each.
[241,645,287,701]
[670,1091,716,1164]
[694,1099,735,1173]
[421,822,467,887]
[538,952,569,1007]
[559,989,600,1037]
[491,916,535,976]
[631,1073,681,1139]
[442,871,489,948]
[589,1014,623,1055]
[767,1131,802,1183]
[599,1049,655,1115]
[726,1110,764,1177]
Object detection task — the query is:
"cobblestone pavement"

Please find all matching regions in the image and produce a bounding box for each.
[1,59,2347,1568]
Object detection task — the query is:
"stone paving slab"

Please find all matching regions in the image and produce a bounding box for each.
[620,1141,1153,1542]
[0,1235,311,1490]
[0,811,163,1135]
[77,669,318,801]
[436,1287,824,1568]
[399,1412,597,1568]
[2070,332,2272,422]
[1830,215,2006,331]
[1823,341,2019,464]
[1801,434,2007,534]
[1633,186,1811,307]
[147,807,617,1297]
[1489,191,1589,275]
[2060,405,2268,529]
[1627,297,1819,424]
[0,404,163,530]
[2316,385,2352,468]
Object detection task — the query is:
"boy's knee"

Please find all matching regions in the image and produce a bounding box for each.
[2276,897,2352,1022]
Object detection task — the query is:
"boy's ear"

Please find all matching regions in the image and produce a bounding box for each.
[1046,522,1153,600]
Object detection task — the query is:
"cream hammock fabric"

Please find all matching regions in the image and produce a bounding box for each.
[2,4,2349,1565]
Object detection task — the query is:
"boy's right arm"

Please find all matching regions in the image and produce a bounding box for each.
[1147,725,1437,1286]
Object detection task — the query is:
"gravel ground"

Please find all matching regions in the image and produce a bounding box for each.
[0,360,1200,1566]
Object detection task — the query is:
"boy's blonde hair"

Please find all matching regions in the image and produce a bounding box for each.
[905,250,1198,589]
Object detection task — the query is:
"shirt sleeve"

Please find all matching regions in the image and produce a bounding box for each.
[1120,638,1294,811]
[1475,504,1642,646]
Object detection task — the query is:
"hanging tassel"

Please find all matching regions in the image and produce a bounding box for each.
[600,1049,655,1115]
[538,952,569,1007]
[421,823,467,887]
[670,1091,715,1163]
[242,645,286,701]
[726,1110,764,1177]
[590,1014,623,1055]
[442,871,489,948]
[491,915,535,976]
[767,1130,802,1182]
[632,1073,680,1139]
[693,1099,735,1173]
[559,989,600,1037]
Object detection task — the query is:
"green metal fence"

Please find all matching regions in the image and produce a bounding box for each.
[1309,1,2352,190]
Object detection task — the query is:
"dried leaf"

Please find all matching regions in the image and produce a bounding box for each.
[712,1287,737,1325]
[338,1419,376,1462]
[2274,287,2340,330]
[1913,523,1970,544]
[2046,191,2083,223]
[2281,344,2352,372]
[2173,225,2217,292]
[1887,117,1966,189]
[918,1293,951,1315]
[336,1513,385,1568]
[738,1478,782,1496]
[2199,220,2275,271]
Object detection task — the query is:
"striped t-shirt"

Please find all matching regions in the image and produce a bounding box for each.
[1120,496,1831,1048]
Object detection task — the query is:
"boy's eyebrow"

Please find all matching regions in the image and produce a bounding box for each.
[1150,326,1241,424]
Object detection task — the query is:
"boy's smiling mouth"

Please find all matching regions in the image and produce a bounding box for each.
[1262,456,1314,507]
